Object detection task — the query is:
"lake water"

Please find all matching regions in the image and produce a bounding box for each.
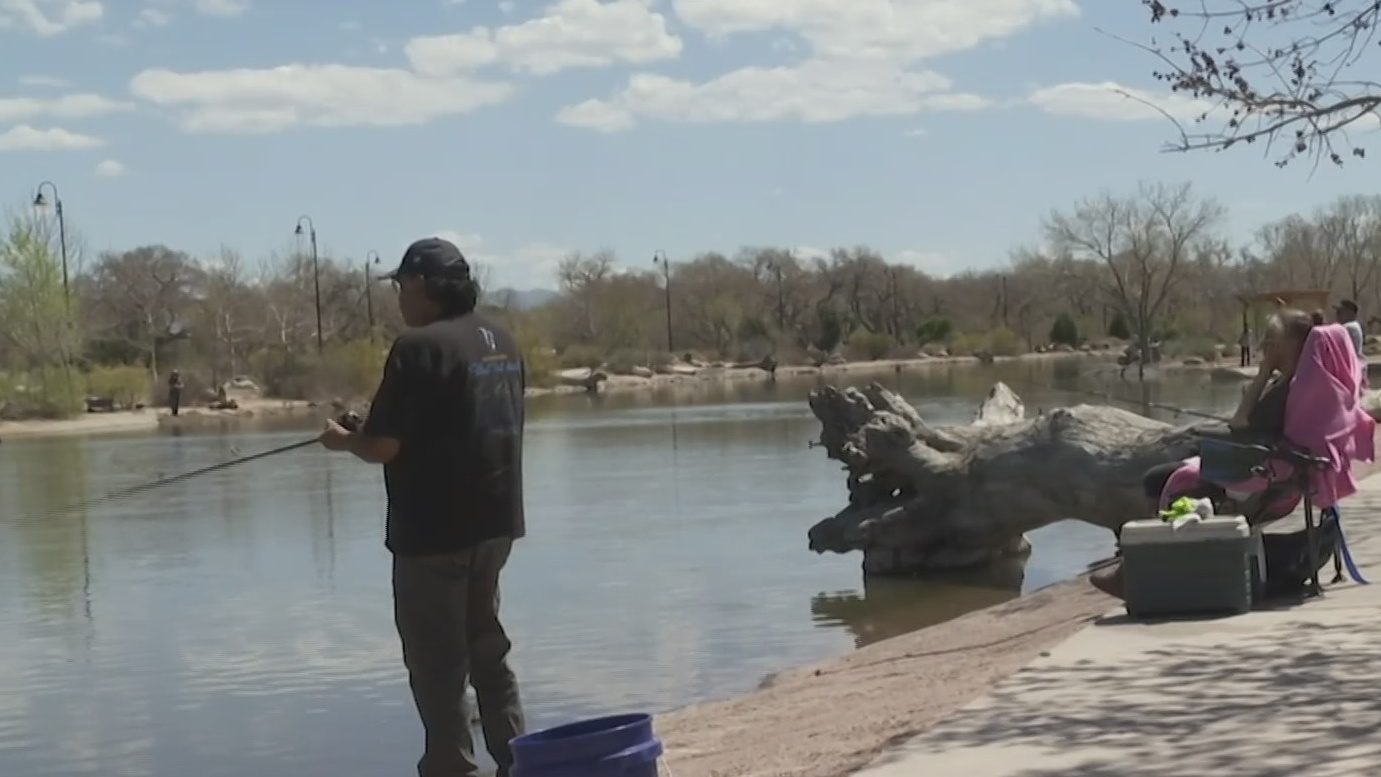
[0,360,1243,776]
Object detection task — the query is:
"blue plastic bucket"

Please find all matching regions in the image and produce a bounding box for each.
[511,714,663,777]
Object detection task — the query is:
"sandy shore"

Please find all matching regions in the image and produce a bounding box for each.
[0,398,320,441]
[527,350,1119,398]
[658,577,1116,777]
[5,352,1117,440]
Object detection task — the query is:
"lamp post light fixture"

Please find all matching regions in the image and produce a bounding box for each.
[652,250,674,353]
[364,250,381,335]
[769,258,786,331]
[32,181,71,312]
[295,215,324,354]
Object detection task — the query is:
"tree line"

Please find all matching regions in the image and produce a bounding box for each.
[4,181,1381,419]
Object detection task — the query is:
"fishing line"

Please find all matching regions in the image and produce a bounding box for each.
[36,413,361,518]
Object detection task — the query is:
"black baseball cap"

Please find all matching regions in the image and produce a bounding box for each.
[383,237,471,281]
[1336,299,1359,314]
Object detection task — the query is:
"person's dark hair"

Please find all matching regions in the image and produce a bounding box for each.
[422,273,482,317]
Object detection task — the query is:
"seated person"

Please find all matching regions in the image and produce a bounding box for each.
[1142,309,1314,511]
[1093,309,1315,599]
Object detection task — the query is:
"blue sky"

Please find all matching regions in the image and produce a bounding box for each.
[2,0,1379,290]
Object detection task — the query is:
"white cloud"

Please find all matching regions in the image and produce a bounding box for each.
[557,60,987,132]
[195,0,246,17]
[129,64,513,134]
[338,19,359,31]
[432,231,485,252]
[894,248,964,277]
[0,93,133,122]
[0,124,104,151]
[904,127,927,137]
[434,231,570,287]
[559,0,1069,131]
[18,75,71,89]
[1028,81,1213,123]
[0,0,103,36]
[94,158,126,176]
[406,0,682,77]
[134,7,170,27]
[498,0,515,12]
[672,0,1078,63]
[555,98,635,132]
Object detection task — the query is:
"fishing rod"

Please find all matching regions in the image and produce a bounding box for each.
[1056,384,1231,424]
[63,412,361,513]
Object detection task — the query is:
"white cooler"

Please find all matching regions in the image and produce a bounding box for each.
[1120,516,1259,618]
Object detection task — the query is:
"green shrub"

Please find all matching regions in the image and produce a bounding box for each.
[1049,313,1079,347]
[514,327,557,388]
[812,307,845,352]
[317,339,389,399]
[948,332,986,357]
[1108,311,1132,340]
[249,347,316,400]
[988,327,1023,357]
[915,317,954,345]
[86,365,150,408]
[0,367,83,419]
[949,328,1024,358]
[846,331,898,361]
[558,345,605,370]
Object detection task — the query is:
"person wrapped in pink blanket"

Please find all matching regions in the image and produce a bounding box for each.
[1093,310,1375,599]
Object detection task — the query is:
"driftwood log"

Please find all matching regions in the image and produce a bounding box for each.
[806,382,1208,576]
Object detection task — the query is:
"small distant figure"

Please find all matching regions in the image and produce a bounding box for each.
[1238,326,1251,368]
[1335,299,1368,390]
[1335,299,1365,359]
[168,370,185,416]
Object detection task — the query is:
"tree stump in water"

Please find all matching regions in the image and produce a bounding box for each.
[806,381,1208,576]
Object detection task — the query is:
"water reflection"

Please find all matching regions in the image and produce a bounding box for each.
[0,361,1241,776]
[812,561,1026,648]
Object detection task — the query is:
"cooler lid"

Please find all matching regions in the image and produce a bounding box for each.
[1121,516,1249,545]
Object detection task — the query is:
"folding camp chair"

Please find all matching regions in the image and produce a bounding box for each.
[1193,435,1366,597]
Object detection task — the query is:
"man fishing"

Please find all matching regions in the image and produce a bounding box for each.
[318,237,527,777]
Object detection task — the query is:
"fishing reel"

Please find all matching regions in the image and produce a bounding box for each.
[337,411,364,433]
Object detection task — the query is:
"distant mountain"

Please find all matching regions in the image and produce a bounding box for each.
[484,287,559,311]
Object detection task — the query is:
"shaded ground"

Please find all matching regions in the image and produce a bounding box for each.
[852,482,1381,777]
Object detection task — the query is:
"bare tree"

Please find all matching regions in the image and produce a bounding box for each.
[1137,0,1381,167]
[87,246,204,379]
[1327,195,1381,301]
[556,250,615,342]
[1046,182,1225,377]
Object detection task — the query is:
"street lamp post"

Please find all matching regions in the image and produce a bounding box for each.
[32,181,70,312]
[364,250,381,336]
[771,260,786,331]
[653,250,674,353]
[295,215,324,354]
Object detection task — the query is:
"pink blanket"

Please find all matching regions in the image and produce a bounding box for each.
[1285,324,1376,506]
[1160,324,1375,511]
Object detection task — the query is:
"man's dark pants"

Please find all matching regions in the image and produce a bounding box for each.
[393,537,524,777]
